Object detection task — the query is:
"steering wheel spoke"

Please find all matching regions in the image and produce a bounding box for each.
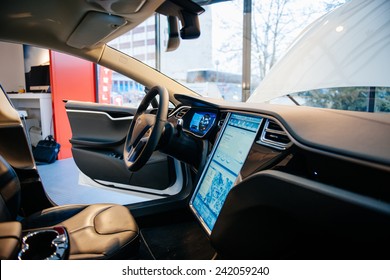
[126,136,148,163]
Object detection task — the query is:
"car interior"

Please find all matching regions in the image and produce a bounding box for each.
[0,0,390,260]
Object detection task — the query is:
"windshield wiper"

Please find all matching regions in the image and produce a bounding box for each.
[287,94,300,106]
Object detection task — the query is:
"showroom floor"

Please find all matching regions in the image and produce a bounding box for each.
[37,158,154,206]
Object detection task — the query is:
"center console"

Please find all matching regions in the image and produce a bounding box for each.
[18,226,70,260]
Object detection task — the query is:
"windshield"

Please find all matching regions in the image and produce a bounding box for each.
[99,0,389,113]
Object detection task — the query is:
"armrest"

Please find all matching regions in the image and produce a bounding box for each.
[0,221,22,260]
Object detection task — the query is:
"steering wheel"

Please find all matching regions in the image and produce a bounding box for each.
[124,86,169,171]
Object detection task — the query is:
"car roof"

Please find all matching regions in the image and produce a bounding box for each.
[0,0,204,61]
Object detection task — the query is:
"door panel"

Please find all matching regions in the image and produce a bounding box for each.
[65,101,175,193]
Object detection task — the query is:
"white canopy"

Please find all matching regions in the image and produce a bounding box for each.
[248,0,390,103]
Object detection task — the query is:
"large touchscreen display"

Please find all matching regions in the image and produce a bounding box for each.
[190,113,262,234]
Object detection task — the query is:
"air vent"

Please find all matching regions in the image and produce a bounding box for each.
[267,120,284,132]
[174,107,190,118]
[257,119,291,150]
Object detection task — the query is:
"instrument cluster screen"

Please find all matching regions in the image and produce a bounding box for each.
[189,112,217,136]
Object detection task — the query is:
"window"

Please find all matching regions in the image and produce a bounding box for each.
[96,16,156,107]
[268,87,390,113]
[97,0,347,107]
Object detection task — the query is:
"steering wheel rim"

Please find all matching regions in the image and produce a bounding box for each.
[123,86,169,171]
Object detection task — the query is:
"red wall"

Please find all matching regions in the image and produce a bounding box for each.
[49,51,96,159]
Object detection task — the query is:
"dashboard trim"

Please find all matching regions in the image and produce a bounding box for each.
[168,105,191,119]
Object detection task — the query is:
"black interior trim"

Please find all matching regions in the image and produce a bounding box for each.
[70,138,125,147]
[210,170,390,259]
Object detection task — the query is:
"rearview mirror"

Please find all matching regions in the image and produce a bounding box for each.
[178,10,201,39]
[166,16,180,52]
[157,0,203,46]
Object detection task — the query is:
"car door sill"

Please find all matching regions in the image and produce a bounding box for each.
[78,159,184,196]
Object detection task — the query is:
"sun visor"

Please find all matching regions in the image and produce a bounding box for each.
[67,12,127,49]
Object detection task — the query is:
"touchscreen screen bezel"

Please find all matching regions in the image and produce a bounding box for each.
[189,112,262,235]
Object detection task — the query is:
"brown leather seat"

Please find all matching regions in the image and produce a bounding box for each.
[0,155,140,259]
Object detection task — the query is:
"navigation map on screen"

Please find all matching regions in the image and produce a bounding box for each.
[190,113,262,234]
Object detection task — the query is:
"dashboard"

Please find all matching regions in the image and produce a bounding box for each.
[167,93,390,259]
